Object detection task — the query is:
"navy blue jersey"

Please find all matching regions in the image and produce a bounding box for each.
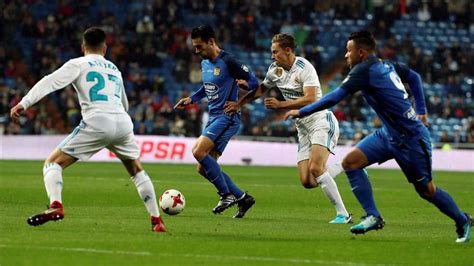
[195,50,257,116]
[339,55,426,143]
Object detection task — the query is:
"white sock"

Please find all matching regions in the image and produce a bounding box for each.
[326,162,343,179]
[316,171,349,216]
[132,170,160,217]
[43,163,63,204]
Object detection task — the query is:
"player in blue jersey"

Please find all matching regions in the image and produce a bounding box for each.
[174,25,258,218]
[284,31,472,243]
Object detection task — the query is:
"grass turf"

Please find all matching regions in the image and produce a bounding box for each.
[0,160,472,265]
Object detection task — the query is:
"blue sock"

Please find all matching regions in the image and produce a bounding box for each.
[222,172,244,199]
[428,187,468,226]
[199,155,229,194]
[346,169,381,217]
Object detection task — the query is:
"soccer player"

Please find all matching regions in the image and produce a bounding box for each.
[10,27,166,232]
[224,33,351,224]
[284,31,472,242]
[174,25,257,218]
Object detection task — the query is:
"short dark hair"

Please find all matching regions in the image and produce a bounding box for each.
[191,25,215,42]
[272,33,296,50]
[83,27,106,50]
[348,31,376,52]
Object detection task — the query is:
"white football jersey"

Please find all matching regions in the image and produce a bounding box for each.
[262,56,322,101]
[20,54,128,119]
[263,56,327,127]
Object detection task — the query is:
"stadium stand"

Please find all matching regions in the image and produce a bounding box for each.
[1,0,472,147]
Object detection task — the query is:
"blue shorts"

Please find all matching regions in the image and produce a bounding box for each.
[202,113,240,154]
[357,127,433,185]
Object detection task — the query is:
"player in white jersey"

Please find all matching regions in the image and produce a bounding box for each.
[224,33,351,224]
[10,27,166,232]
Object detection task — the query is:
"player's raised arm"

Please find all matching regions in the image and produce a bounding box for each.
[10,60,80,123]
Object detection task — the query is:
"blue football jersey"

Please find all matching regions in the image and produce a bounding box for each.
[340,55,426,143]
[200,50,255,116]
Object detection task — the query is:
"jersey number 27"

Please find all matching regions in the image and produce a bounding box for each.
[86,71,121,103]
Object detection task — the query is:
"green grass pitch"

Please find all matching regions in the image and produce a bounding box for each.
[0,160,473,265]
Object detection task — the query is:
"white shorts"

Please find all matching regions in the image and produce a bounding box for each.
[58,113,140,161]
[296,111,339,162]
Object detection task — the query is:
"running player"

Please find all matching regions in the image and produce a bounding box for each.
[284,31,472,242]
[10,27,166,232]
[174,25,257,218]
[225,33,351,224]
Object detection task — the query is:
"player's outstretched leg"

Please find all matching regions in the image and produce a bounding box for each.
[233,193,256,218]
[416,182,470,243]
[456,213,472,243]
[27,201,64,226]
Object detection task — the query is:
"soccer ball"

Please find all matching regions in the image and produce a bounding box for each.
[159,189,185,215]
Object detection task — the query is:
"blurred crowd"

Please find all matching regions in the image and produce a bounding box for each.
[1,0,473,145]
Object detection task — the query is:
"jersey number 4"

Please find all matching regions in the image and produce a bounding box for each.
[86,71,121,102]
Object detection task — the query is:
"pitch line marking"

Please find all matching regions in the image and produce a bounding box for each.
[0,244,397,265]
[157,252,396,265]
[0,244,151,256]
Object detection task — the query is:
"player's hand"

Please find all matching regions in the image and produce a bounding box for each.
[174,97,192,109]
[264,97,281,109]
[10,103,25,124]
[418,114,429,128]
[224,101,240,114]
[284,110,300,120]
[236,79,249,90]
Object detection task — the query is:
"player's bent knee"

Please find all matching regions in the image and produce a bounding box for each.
[309,165,325,178]
[417,190,434,200]
[341,160,355,171]
[414,183,436,200]
[342,148,369,171]
[192,149,206,161]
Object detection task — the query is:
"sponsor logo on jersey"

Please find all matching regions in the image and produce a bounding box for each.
[279,87,304,98]
[214,67,221,76]
[204,82,219,101]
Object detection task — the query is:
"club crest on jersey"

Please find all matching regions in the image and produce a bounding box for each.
[214,67,220,76]
[276,67,284,77]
